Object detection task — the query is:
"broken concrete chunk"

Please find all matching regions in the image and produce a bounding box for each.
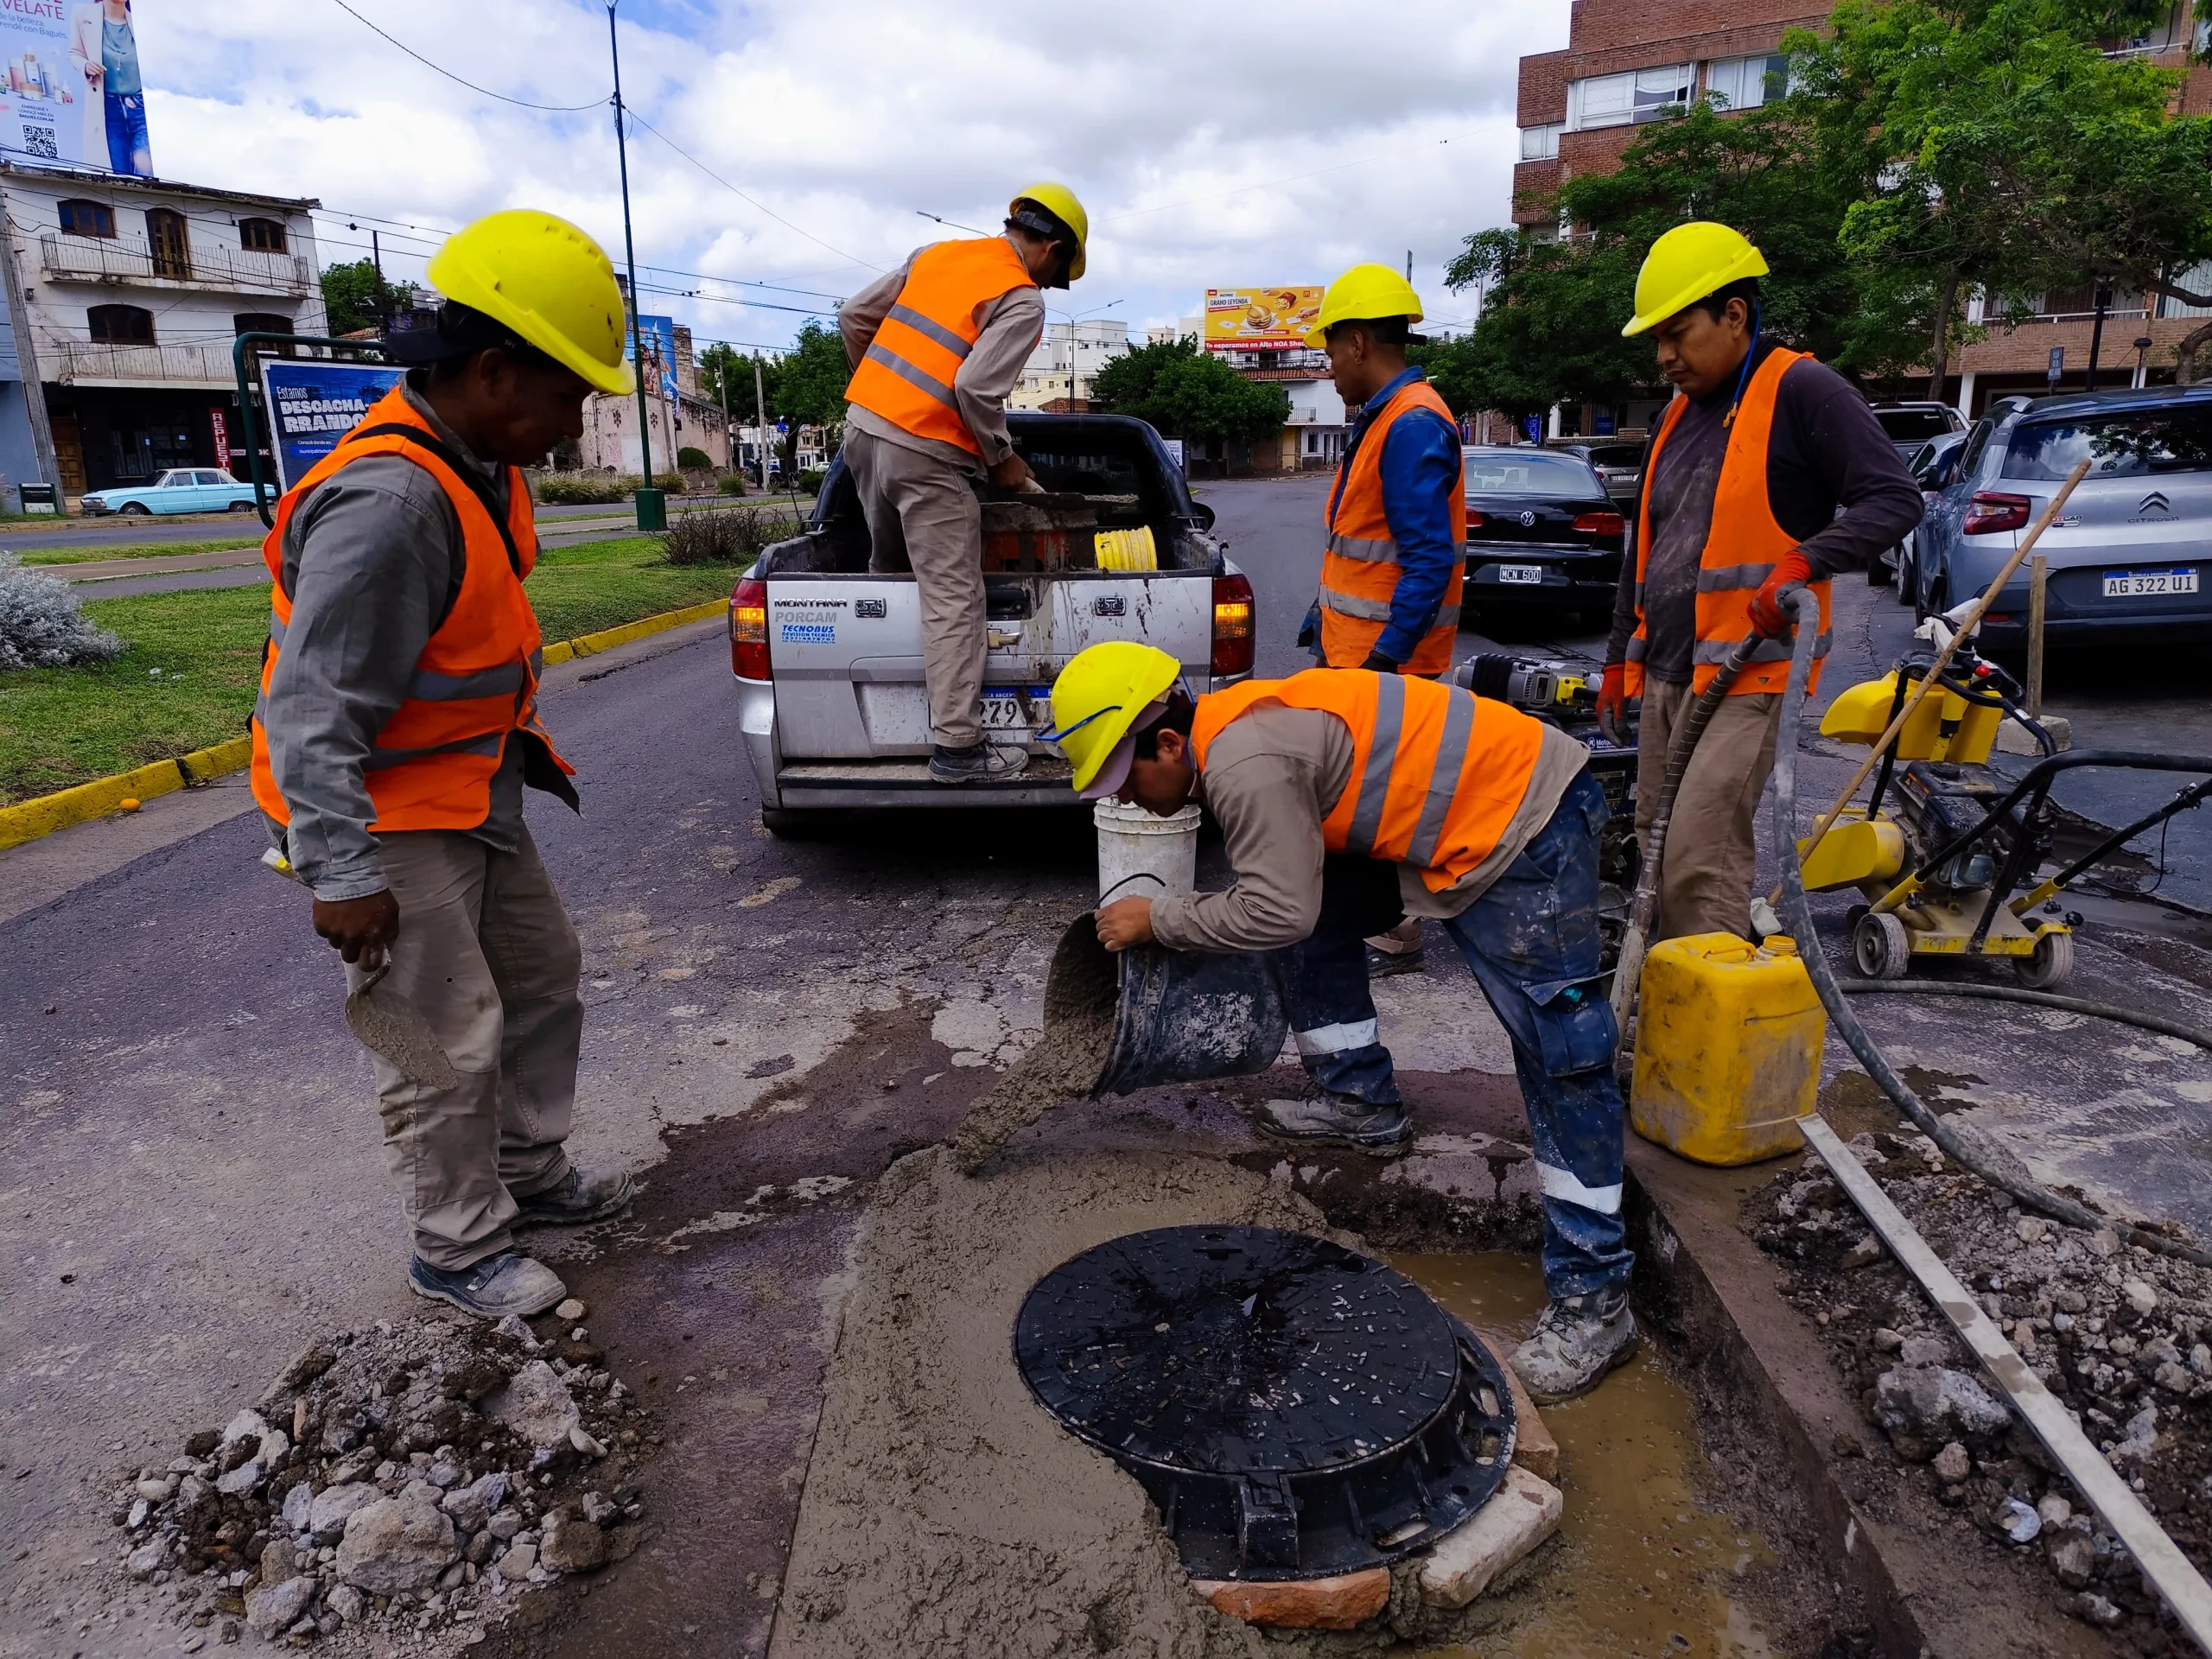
[334,1487,457,1595]
[1193,1567,1389,1630]
[218,1408,269,1449]
[244,1574,315,1637]
[214,1460,262,1497]
[280,1481,314,1533]
[487,1359,579,1448]
[496,1541,537,1582]
[308,1481,376,1544]
[2123,1279,2158,1316]
[1875,1364,2010,1458]
[540,1511,607,1573]
[1932,1442,1971,1483]
[554,1299,587,1323]
[1418,1465,1564,1608]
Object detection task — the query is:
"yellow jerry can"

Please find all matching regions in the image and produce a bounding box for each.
[1630,932,1826,1166]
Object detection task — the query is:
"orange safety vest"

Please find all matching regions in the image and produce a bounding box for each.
[250,385,573,835]
[1317,377,1466,677]
[1191,668,1546,894]
[1624,346,1834,697]
[844,237,1039,456]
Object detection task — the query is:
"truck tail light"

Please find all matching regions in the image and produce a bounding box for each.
[1963,492,2031,535]
[731,576,770,679]
[1211,572,1255,677]
[1573,510,1624,537]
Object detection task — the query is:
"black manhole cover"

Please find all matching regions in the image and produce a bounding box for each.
[1014,1224,1516,1580]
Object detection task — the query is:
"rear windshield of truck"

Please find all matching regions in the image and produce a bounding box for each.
[1019,447,1148,499]
[2005,404,2212,480]
[1875,408,1957,441]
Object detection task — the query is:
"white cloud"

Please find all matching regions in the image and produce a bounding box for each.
[133,0,1568,349]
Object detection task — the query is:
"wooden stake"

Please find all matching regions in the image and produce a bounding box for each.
[2027,554,2049,718]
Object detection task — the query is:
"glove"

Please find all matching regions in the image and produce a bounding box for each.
[1360,652,1402,673]
[1596,662,1629,747]
[1749,549,1815,638]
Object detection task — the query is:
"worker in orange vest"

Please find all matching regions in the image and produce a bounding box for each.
[1596,223,1922,940]
[251,211,639,1320]
[840,184,1089,782]
[1297,264,1468,980]
[1046,641,1638,1404]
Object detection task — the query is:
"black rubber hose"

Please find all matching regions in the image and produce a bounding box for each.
[1770,588,2212,1268]
[1836,979,2212,1052]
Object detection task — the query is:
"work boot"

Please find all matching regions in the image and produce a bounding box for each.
[1364,917,1427,978]
[512,1165,636,1230]
[929,742,1028,784]
[1510,1285,1639,1404]
[409,1252,566,1319]
[1255,1090,1412,1156]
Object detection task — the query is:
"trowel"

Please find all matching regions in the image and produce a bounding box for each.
[345,962,460,1089]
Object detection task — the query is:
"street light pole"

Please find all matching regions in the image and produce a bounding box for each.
[608,2,664,531]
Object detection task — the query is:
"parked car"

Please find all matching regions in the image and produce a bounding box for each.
[1910,385,2212,649]
[730,413,1250,831]
[1579,441,1647,507]
[1878,429,1969,592]
[1869,401,1967,460]
[79,468,261,516]
[1459,445,1626,621]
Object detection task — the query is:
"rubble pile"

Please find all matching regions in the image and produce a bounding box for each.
[1752,1128,2212,1649]
[105,1303,652,1649]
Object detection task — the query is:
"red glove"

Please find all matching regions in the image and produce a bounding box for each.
[1749,549,1815,638]
[1596,662,1629,747]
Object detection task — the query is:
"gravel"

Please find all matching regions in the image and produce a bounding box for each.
[100,1311,654,1649]
[1751,1126,2212,1652]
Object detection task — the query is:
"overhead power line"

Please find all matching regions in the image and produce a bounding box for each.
[1102,130,1482,224]
[326,0,608,111]
[618,108,880,273]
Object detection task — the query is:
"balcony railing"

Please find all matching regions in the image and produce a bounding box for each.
[49,340,240,385]
[37,233,315,296]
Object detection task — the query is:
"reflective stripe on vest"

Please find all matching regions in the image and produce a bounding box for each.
[249,385,573,836]
[1316,378,1467,676]
[1626,346,1834,698]
[844,238,1038,456]
[1189,667,1546,893]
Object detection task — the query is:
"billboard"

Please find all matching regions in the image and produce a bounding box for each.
[0,0,154,175]
[627,313,678,401]
[1204,286,1324,353]
[258,359,406,493]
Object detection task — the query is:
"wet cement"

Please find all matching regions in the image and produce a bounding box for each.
[1398,1254,1777,1659]
[950,917,1118,1173]
[766,1146,1309,1658]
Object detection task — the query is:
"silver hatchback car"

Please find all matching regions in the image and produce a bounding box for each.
[1912,386,2212,649]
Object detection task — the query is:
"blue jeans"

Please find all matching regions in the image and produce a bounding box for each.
[105,93,150,177]
[1270,771,1632,1299]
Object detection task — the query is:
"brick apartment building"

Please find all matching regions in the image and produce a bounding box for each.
[1511,0,2212,430]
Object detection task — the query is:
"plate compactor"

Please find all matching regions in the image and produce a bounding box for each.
[1802,640,2212,991]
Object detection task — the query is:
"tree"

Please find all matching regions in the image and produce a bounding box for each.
[321,258,402,335]
[772,320,854,442]
[1091,336,1288,450]
[697,341,778,423]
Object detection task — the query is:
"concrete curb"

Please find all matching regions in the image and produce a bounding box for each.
[0,595,731,851]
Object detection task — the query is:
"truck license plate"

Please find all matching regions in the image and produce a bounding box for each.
[2102,568,2197,597]
[981,688,1052,731]
[1497,564,1546,585]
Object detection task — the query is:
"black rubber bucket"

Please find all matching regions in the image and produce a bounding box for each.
[1049,916,1288,1098]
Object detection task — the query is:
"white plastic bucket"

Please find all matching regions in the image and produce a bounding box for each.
[1094,800,1202,903]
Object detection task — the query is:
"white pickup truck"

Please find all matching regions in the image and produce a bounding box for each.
[728,413,1255,833]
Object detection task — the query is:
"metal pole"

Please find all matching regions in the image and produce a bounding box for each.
[753,352,769,491]
[608,1,661,529]
[2084,284,2109,394]
[2135,335,2154,391]
[718,353,731,478]
[2027,554,2049,718]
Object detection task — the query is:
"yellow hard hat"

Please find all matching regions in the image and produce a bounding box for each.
[1041,641,1183,793]
[425,209,636,395]
[1303,264,1424,348]
[1622,221,1769,337]
[1010,182,1089,283]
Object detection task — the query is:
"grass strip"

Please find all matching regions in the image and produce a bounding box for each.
[16,537,265,567]
[0,535,751,804]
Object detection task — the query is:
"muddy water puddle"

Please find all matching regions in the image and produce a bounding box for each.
[1395,1253,1776,1659]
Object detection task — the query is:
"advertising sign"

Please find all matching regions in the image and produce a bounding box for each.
[628,313,678,401]
[258,359,405,493]
[0,0,154,175]
[1203,287,1323,353]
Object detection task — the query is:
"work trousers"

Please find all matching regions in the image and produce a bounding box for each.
[345,826,582,1271]
[845,427,988,751]
[1270,772,1632,1299]
[1633,680,1783,944]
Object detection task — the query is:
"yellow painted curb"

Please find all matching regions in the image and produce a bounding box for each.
[0,596,733,852]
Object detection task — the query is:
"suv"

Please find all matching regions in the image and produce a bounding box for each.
[1869,401,1967,459]
[728,414,1254,832]
[1911,386,2212,648]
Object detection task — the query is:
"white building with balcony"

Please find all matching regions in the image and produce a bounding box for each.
[0,162,328,496]
[1009,318,1129,411]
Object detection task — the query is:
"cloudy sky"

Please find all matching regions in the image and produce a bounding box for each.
[137,0,1569,353]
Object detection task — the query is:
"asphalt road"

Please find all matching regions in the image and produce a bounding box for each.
[5,475,2212,1656]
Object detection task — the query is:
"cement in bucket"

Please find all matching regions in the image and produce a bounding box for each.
[1046,916,1289,1098]
[1094,800,1200,904]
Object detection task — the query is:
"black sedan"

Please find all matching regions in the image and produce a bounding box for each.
[1459,446,1626,620]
